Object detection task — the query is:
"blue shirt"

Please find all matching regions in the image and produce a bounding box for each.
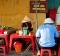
[36,24,59,47]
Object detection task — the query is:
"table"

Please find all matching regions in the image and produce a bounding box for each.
[0,34,9,53]
[9,33,36,54]
[5,29,17,37]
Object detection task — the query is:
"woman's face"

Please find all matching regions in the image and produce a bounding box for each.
[28,21,31,23]
[22,22,28,27]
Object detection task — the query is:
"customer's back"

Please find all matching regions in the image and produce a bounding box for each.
[37,24,58,47]
[36,18,59,47]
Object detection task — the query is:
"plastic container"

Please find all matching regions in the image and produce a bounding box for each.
[23,27,28,35]
[14,41,22,53]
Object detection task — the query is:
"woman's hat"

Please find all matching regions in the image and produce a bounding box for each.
[22,16,33,23]
[44,18,54,24]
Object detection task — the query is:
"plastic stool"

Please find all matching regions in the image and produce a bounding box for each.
[0,46,6,56]
[58,45,60,56]
[40,48,52,56]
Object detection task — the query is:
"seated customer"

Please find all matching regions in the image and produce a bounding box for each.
[36,18,59,56]
[15,16,33,49]
[21,16,33,34]
[21,16,33,44]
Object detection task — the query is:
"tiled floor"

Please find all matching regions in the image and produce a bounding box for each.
[6,50,57,56]
[6,50,37,56]
[0,46,57,56]
[6,43,37,56]
[0,50,57,56]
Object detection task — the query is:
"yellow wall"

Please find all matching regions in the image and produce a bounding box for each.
[0,0,46,33]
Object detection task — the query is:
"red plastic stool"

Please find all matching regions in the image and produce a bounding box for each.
[58,45,60,56]
[0,45,6,56]
[40,48,52,56]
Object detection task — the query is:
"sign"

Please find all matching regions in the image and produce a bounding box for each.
[30,0,47,1]
[40,0,47,1]
[30,1,48,13]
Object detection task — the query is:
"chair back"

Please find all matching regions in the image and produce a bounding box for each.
[49,9,56,21]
